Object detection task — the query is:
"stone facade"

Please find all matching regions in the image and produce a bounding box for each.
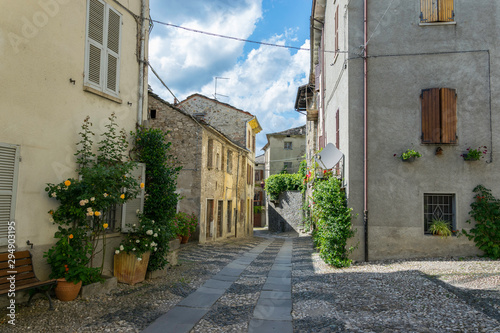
[263,125,306,176]
[149,92,256,243]
[268,191,303,232]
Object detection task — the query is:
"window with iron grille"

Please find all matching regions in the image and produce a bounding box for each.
[424,194,455,234]
[284,142,292,150]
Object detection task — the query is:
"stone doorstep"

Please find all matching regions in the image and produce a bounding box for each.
[80,276,117,300]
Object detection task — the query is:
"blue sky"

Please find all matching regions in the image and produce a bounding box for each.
[148,0,311,152]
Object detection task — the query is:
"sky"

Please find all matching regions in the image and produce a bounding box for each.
[148,0,311,152]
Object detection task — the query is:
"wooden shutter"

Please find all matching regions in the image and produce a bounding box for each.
[421,88,440,143]
[0,144,19,246]
[438,0,454,22]
[105,6,121,94]
[207,139,213,169]
[121,163,145,232]
[335,5,339,55]
[440,88,457,143]
[86,0,105,89]
[420,0,438,22]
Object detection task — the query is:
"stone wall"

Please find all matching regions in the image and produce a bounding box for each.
[267,191,303,233]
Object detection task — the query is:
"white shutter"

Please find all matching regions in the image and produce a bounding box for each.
[121,163,145,232]
[85,0,121,96]
[0,144,20,246]
[105,6,121,94]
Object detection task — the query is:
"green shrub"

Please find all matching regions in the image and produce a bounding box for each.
[311,177,356,268]
[264,173,303,201]
[462,185,500,259]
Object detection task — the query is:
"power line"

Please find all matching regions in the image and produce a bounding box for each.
[149,19,337,54]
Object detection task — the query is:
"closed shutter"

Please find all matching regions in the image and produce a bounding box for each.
[420,0,438,22]
[121,163,145,232]
[105,6,121,94]
[438,0,454,22]
[0,144,19,246]
[421,88,440,143]
[86,0,105,89]
[440,88,457,143]
[207,139,213,169]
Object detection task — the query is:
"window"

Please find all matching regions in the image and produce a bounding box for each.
[424,194,455,234]
[247,164,253,185]
[227,201,232,233]
[226,150,233,173]
[284,142,292,150]
[0,143,20,246]
[420,0,454,23]
[283,162,292,172]
[207,139,213,169]
[421,88,457,144]
[84,0,122,97]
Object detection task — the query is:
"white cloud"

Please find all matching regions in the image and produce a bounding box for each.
[148,0,309,151]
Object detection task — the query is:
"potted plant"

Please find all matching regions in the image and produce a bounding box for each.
[44,227,99,301]
[395,149,422,162]
[114,214,160,285]
[429,219,452,238]
[461,146,487,161]
[172,212,198,244]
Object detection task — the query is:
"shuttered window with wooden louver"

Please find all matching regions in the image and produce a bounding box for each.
[421,88,457,144]
[420,0,454,23]
[85,0,121,97]
[334,5,339,56]
[0,144,19,246]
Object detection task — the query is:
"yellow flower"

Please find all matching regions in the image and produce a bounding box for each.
[69,234,74,239]
[95,211,101,217]
[103,223,109,229]
[140,183,145,189]
[120,194,125,199]
[64,180,71,187]
[48,210,54,215]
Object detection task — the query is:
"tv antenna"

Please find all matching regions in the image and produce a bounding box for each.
[214,77,229,100]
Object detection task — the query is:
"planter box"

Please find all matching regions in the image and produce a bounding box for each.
[80,276,117,300]
[114,251,150,285]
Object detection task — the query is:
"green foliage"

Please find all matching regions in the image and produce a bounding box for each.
[462,185,500,259]
[311,177,356,268]
[461,146,487,161]
[45,114,140,284]
[398,149,422,161]
[264,173,303,201]
[254,206,263,214]
[132,128,181,271]
[172,212,198,237]
[115,213,163,258]
[429,219,452,238]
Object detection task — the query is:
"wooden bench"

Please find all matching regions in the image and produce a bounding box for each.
[0,251,57,310]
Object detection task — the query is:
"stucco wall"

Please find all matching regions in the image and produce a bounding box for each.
[0,0,148,278]
[318,0,500,260]
[267,135,306,175]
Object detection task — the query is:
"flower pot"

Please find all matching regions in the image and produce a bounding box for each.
[402,156,415,163]
[55,278,82,301]
[181,235,189,244]
[113,251,150,285]
[178,235,182,241]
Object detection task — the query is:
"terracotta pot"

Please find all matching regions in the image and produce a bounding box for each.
[178,235,182,241]
[181,235,189,244]
[55,278,82,301]
[113,251,150,285]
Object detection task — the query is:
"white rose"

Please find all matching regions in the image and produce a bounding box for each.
[132,248,136,251]
[146,230,153,236]
[136,240,140,243]
[120,245,124,251]
[51,193,57,198]
[137,257,142,261]
[153,233,158,237]
[115,250,120,254]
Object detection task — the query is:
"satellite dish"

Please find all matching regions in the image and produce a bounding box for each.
[315,143,343,169]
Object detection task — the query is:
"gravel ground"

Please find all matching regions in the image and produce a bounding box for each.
[292,236,500,332]
[1,233,499,333]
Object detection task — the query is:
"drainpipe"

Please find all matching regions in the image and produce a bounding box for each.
[363,0,369,262]
[137,0,146,126]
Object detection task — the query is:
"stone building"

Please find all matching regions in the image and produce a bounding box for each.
[298,0,500,260]
[149,92,260,242]
[263,125,306,177]
[253,154,266,227]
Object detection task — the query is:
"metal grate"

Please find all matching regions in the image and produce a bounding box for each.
[424,194,455,233]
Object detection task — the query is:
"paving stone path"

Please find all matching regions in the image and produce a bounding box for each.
[143,237,294,333]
